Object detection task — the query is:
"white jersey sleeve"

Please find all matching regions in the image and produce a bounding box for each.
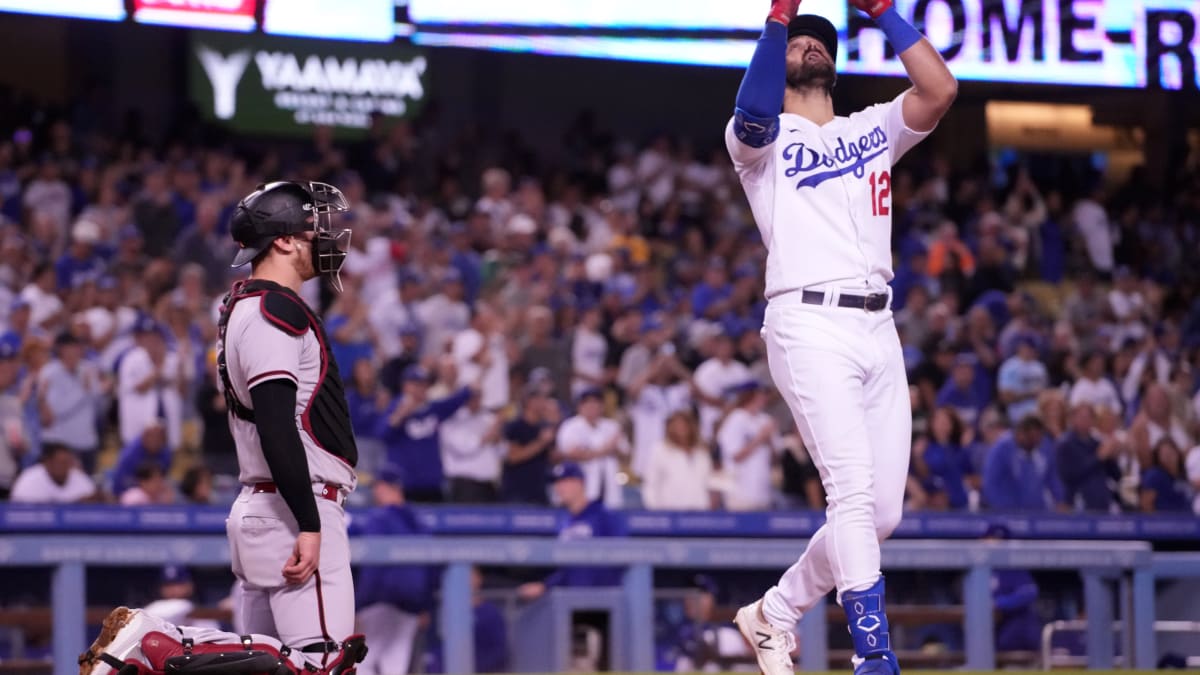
[228,300,303,390]
[724,116,778,185]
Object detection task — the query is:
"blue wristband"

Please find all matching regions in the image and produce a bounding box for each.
[875,7,922,53]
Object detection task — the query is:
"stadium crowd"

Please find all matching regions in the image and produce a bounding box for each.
[1,102,1199,517]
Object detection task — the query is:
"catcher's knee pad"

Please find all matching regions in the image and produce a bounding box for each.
[141,631,297,675]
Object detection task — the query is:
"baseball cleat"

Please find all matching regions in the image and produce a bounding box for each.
[78,607,155,675]
[734,599,796,675]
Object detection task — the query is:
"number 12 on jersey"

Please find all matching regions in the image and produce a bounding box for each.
[869,170,891,217]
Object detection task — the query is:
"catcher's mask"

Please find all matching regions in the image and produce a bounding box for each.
[229,180,352,292]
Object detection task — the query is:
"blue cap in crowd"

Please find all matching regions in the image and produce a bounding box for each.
[399,323,422,337]
[0,341,16,360]
[725,379,765,398]
[550,462,585,483]
[376,463,406,487]
[161,565,191,585]
[440,267,463,284]
[9,298,30,312]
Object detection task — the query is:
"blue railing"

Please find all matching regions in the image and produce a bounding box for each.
[3,504,1199,539]
[1,532,1189,675]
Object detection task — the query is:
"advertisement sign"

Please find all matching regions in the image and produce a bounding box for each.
[407,0,1200,90]
[0,0,125,21]
[263,0,395,43]
[189,31,428,136]
[134,0,257,32]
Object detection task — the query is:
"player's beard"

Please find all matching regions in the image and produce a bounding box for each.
[786,56,836,96]
[293,239,317,282]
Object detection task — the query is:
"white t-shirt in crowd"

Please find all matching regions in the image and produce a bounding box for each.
[693,358,750,441]
[556,415,630,508]
[117,347,183,449]
[452,329,510,410]
[571,327,607,398]
[627,382,691,479]
[641,440,713,510]
[1068,376,1123,415]
[416,294,470,359]
[20,284,63,328]
[440,406,504,483]
[717,408,778,511]
[1185,445,1200,515]
[9,464,95,504]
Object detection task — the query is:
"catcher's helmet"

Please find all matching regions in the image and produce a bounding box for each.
[229,180,352,290]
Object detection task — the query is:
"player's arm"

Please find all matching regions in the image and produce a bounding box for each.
[728,0,800,153]
[851,0,957,133]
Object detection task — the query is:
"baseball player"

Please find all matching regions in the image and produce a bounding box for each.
[725,1,957,674]
[80,181,369,675]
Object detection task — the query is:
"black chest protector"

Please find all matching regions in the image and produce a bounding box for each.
[216,279,358,468]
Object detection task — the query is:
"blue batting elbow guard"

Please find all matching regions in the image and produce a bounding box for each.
[733,107,780,148]
[842,577,893,659]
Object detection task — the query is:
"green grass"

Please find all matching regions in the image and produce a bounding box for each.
[501,667,1147,672]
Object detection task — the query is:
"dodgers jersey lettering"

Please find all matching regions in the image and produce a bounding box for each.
[724,90,930,297]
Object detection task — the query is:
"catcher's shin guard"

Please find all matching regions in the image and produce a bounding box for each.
[140,632,296,674]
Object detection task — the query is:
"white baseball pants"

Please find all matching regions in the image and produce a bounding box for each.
[758,291,911,631]
[226,487,355,666]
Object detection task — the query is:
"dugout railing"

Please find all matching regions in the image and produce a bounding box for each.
[1,535,1180,675]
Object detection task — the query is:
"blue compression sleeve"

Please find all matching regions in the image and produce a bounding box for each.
[875,7,922,53]
[733,21,787,148]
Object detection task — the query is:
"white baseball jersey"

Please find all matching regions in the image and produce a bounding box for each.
[725,90,930,296]
[716,408,779,511]
[222,296,357,489]
[556,415,630,508]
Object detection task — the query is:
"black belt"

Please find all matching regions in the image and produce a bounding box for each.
[801,289,890,312]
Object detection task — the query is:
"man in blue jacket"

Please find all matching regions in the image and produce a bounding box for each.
[983,524,1042,651]
[518,462,627,598]
[376,365,472,502]
[982,415,1065,510]
[353,464,437,675]
[517,462,626,670]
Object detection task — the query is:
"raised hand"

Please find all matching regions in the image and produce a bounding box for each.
[768,0,802,25]
[849,0,893,19]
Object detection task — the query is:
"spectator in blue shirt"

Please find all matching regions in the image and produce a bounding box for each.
[354,465,438,675]
[983,524,1042,651]
[54,220,106,291]
[376,365,472,502]
[110,419,171,496]
[691,259,733,320]
[913,406,974,509]
[500,378,562,505]
[936,353,991,429]
[1139,437,1193,512]
[982,416,1066,511]
[517,462,626,600]
[1056,404,1121,512]
[997,335,1049,424]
